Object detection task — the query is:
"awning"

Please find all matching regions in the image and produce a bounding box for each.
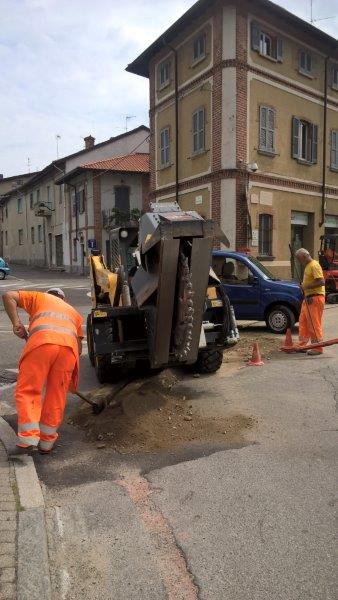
[325,215,338,228]
[291,211,309,226]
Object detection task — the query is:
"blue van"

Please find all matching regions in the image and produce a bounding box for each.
[0,258,10,280]
[212,251,303,333]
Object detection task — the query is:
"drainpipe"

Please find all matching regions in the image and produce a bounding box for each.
[163,39,179,204]
[319,56,328,228]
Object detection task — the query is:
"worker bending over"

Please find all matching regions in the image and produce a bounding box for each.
[3,287,83,454]
[296,248,325,356]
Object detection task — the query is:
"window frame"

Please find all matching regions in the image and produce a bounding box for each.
[160,126,171,168]
[159,60,170,89]
[193,32,206,63]
[192,107,205,155]
[38,224,43,243]
[332,66,338,90]
[259,105,276,154]
[331,130,338,171]
[78,188,85,214]
[292,117,318,165]
[31,226,35,245]
[29,192,34,209]
[18,229,24,246]
[5,231,8,246]
[299,50,312,76]
[17,197,23,214]
[258,214,273,257]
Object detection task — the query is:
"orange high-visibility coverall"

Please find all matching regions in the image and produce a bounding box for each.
[298,259,325,353]
[299,295,325,352]
[15,291,83,450]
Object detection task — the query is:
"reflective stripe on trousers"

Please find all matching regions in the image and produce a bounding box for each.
[17,434,40,447]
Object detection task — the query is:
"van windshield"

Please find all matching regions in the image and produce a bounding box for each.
[247,256,278,280]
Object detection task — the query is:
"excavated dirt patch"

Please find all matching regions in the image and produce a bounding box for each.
[70,371,253,454]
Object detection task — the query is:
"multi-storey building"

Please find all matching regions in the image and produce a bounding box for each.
[127,0,338,277]
[0,127,149,271]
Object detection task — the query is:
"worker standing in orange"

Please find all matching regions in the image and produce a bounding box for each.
[2,288,83,455]
[295,248,325,356]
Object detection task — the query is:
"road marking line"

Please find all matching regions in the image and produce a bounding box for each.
[60,568,70,600]
[6,368,19,373]
[55,506,64,538]
[117,473,198,599]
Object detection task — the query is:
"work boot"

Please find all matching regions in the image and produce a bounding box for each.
[37,443,53,455]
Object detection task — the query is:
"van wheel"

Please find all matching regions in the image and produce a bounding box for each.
[196,348,223,374]
[266,305,295,334]
[0,271,5,280]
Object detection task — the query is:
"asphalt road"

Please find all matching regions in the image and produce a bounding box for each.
[0,267,337,599]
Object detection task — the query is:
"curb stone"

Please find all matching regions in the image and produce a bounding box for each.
[0,417,52,600]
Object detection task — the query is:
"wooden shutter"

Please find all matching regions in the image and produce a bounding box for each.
[276,38,283,62]
[331,131,338,169]
[311,124,318,164]
[259,106,267,149]
[267,109,275,151]
[292,117,300,158]
[251,21,260,51]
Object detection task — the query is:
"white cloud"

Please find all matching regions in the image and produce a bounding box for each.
[0,0,336,176]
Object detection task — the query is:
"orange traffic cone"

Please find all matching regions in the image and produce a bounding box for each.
[248,342,264,366]
[280,328,294,351]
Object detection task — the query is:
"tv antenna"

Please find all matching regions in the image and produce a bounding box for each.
[125,115,136,132]
[310,0,336,23]
[56,134,61,158]
[27,157,31,173]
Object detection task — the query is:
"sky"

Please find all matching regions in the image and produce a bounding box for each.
[0,0,337,177]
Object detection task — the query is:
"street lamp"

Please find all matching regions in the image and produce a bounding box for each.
[238,161,259,248]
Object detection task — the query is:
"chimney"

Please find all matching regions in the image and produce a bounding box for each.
[84,135,95,149]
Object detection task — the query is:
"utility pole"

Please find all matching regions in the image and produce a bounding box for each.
[27,158,31,173]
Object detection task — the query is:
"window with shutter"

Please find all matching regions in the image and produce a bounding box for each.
[291,117,318,164]
[331,130,338,170]
[160,127,170,168]
[251,21,283,61]
[192,108,205,154]
[259,214,273,256]
[259,106,276,153]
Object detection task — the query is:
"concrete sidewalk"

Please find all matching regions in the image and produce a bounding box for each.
[0,442,17,599]
[0,419,52,600]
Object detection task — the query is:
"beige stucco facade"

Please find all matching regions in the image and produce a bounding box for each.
[129,0,338,277]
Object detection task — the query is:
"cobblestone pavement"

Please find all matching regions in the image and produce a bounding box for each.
[0,442,17,600]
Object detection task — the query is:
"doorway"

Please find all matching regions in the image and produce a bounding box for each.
[48,233,53,266]
[114,186,130,222]
[105,240,111,268]
[55,234,63,267]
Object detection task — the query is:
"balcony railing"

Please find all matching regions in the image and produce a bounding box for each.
[102,208,142,230]
[34,201,54,217]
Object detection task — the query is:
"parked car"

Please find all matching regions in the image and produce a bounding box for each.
[212,251,303,333]
[0,258,10,280]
